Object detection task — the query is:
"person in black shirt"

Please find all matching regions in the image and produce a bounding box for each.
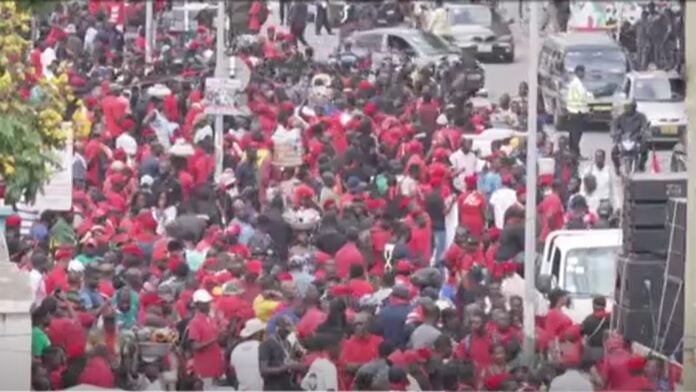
[580,296,610,360]
[258,315,305,390]
[424,182,448,264]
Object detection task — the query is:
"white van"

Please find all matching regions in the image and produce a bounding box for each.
[537,229,622,323]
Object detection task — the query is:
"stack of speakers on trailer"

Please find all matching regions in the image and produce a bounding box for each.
[614,172,687,360]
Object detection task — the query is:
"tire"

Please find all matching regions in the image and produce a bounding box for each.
[502,49,515,63]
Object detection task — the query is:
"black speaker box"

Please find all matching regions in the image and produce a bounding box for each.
[614,304,683,361]
[616,255,665,309]
[622,227,668,256]
[665,197,687,229]
[613,304,655,344]
[666,249,685,278]
[664,223,686,259]
[656,276,684,329]
[626,172,688,203]
[624,203,667,228]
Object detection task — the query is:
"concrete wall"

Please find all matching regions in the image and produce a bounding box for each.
[0,312,31,390]
[0,262,32,390]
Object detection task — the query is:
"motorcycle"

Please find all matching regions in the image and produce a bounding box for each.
[619,135,640,177]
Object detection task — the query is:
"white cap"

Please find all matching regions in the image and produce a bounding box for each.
[193,125,213,144]
[192,289,213,303]
[436,114,448,126]
[68,259,85,273]
[240,318,266,338]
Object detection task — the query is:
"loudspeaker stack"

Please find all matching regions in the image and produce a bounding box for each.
[614,173,687,360]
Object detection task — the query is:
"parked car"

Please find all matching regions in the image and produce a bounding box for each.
[538,32,630,130]
[613,70,686,144]
[349,27,485,93]
[441,3,515,63]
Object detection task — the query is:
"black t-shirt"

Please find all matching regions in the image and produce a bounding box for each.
[424,190,446,231]
[258,338,293,391]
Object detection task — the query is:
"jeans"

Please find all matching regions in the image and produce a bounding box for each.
[567,112,587,157]
[432,229,447,267]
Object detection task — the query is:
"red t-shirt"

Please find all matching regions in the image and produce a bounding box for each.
[455,332,491,368]
[214,295,254,322]
[45,317,86,359]
[348,278,374,299]
[334,242,365,279]
[188,312,225,378]
[538,192,564,241]
[544,308,573,338]
[296,307,327,339]
[339,334,383,389]
[44,267,68,294]
[101,95,128,138]
[458,190,486,239]
[78,356,115,388]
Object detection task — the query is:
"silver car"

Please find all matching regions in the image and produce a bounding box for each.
[350,27,485,91]
[613,70,686,144]
[443,3,515,63]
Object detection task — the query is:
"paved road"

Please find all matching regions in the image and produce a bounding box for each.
[264,1,673,205]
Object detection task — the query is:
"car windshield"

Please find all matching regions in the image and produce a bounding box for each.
[562,247,618,298]
[407,31,459,55]
[450,6,492,26]
[634,77,680,102]
[564,49,627,74]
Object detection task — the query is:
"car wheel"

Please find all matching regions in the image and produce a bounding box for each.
[502,50,514,63]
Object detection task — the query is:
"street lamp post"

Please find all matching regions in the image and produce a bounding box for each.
[522,0,540,365]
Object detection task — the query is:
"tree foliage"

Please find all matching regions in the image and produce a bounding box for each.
[0,2,76,204]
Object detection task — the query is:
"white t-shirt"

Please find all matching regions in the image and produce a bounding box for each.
[230,340,264,391]
[301,357,338,391]
[29,269,46,306]
[449,149,478,190]
[489,187,517,229]
[549,370,594,392]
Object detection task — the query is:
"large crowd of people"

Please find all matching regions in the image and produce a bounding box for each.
[17,1,679,391]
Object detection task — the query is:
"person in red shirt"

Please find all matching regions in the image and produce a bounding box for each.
[188,289,225,386]
[617,356,656,391]
[544,289,573,338]
[77,347,115,388]
[537,178,565,242]
[600,334,633,390]
[455,312,491,372]
[347,264,374,299]
[44,248,72,294]
[457,174,486,239]
[100,84,129,138]
[213,281,254,328]
[340,312,384,388]
[334,228,365,280]
[417,90,440,136]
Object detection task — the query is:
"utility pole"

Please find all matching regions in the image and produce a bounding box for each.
[682,1,696,389]
[213,0,227,182]
[145,0,153,65]
[522,1,540,365]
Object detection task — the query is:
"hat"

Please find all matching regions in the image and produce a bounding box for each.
[516,186,526,196]
[628,355,647,371]
[54,248,74,260]
[501,174,513,185]
[240,318,266,338]
[6,214,21,227]
[169,139,195,157]
[395,259,413,273]
[483,373,508,390]
[192,289,213,303]
[194,125,214,144]
[121,243,143,258]
[68,259,85,273]
[245,259,263,275]
[140,175,155,187]
[225,223,241,236]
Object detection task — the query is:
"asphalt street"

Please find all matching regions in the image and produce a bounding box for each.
[264,1,674,206]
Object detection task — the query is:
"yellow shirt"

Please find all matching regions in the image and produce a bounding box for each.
[252,294,280,322]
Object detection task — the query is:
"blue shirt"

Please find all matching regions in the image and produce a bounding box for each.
[374,303,413,349]
[478,171,501,199]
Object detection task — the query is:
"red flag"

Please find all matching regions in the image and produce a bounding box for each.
[651,149,661,173]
